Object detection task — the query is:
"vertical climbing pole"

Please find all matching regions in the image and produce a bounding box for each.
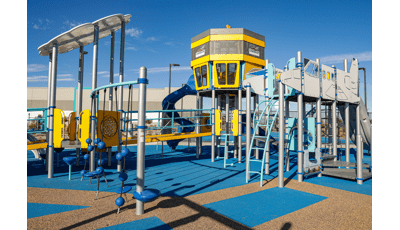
[45,52,53,172]
[211,87,216,162]
[355,58,363,185]
[234,95,238,158]
[108,31,115,167]
[316,58,322,177]
[332,65,337,161]
[245,83,251,180]
[217,95,221,158]
[117,21,126,172]
[136,67,147,215]
[297,51,304,182]
[278,62,285,188]
[344,59,350,164]
[199,95,203,155]
[265,59,271,174]
[238,86,242,163]
[48,43,58,178]
[225,94,230,159]
[90,24,99,172]
[196,92,200,159]
[76,46,85,167]
[254,95,259,159]
[284,65,290,172]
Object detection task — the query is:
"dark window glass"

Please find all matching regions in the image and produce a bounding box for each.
[195,67,201,87]
[227,63,237,85]
[216,63,226,85]
[201,65,208,86]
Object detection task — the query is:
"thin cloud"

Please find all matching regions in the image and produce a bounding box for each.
[58,74,73,77]
[126,46,138,51]
[27,64,47,72]
[320,51,372,64]
[63,20,84,29]
[131,66,192,73]
[126,28,143,38]
[27,75,75,82]
[146,36,157,41]
[32,18,51,30]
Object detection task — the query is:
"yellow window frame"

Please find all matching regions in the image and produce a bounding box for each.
[213,61,240,88]
[193,63,210,90]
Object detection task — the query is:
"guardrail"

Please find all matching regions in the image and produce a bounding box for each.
[27,108,48,134]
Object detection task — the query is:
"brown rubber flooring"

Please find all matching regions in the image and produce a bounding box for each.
[27,177,371,230]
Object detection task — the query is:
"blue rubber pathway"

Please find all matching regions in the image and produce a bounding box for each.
[27,202,90,219]
[97,216,172,230]
[203,187,327,227]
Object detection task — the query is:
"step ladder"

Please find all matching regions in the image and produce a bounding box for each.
[216,133,235,168]
[246,96,286,186]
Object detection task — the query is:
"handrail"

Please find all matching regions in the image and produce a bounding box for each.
[27,108,48,134]
[90,80,139,96]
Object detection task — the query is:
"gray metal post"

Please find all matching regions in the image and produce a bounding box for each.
[211,87,216,162]
[238,87,242,163]
[332,65,337,161]
[225,93,230,159]
[48,44,58,178]
[234,94,238,158]
[45,53,52,172]
[328,104,332,154]
[199,95,203,155]
[196,92,200,159]
[246,83,251,179]
[254,95,259,159]
[343,59,350,163]
[278,69,285,188]
[107,31,115,166]
[356,102,363,185]
[117,21,126,172]
[284,100,289,172]
[76,46,85,167]
[136,67,147,215]
[89,25,99,172]
[265,60,271,174]
[297,51,304,182]
[316,58,322,176]
[217,95,221,157]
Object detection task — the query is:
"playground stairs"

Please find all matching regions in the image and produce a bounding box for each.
[216,134,235,168]
[246,96,281,187]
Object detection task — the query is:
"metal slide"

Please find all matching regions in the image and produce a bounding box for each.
[162,75,198,150]
[338,99,371,150]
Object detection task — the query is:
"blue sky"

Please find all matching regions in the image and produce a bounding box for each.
[26,0,372,111]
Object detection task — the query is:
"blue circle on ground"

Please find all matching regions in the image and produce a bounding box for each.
[115,186,132,194]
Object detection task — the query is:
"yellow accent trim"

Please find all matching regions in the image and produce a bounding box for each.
[123,132,212,145]
[209,54,265,66]
[193,63,210,91]
[53,109,65,148]
[191,34,265,49]
[78,110,91,149]
[231,110,239,136]
[191,36,210,49]
[27,142,48,150]
[327,72,330,80]
[213,61,240,88]
[215,109,222,136]
[191,55,210,67]
[210,34,265,47]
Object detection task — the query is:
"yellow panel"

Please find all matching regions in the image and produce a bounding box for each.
[53,109,65,148]
[210,34,265,47]
[215,109,222,136]
[97,110,120,147]
[68,112,76,141]
[243,55,265,66]
[214,61,240,88]
[27,142,48,150]
[193,63,210,91]
[243,62,264,80]
[191,36,210,49]
[78,109,91,149]
[191,55,210,67]
[202,113,212,133]
[231,110,239,136]
[327,72,330,80]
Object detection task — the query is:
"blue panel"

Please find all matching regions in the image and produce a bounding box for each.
[27,203,90,219]
[203,187,327,227]
[98,216,172,230]
[286,57,296,70]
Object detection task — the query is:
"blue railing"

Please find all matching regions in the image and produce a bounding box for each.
[27,108,48,133]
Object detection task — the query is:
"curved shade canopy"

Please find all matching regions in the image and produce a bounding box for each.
[38,14,131,56]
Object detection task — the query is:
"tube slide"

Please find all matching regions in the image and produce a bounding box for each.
[162,75,197,150]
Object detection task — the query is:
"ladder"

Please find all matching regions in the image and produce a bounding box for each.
[216,133,235,168]
[246,96,284,187]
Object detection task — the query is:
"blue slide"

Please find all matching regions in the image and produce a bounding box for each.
[162,75,197,150]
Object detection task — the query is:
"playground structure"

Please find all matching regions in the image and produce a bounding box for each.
[27,15,372,216]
